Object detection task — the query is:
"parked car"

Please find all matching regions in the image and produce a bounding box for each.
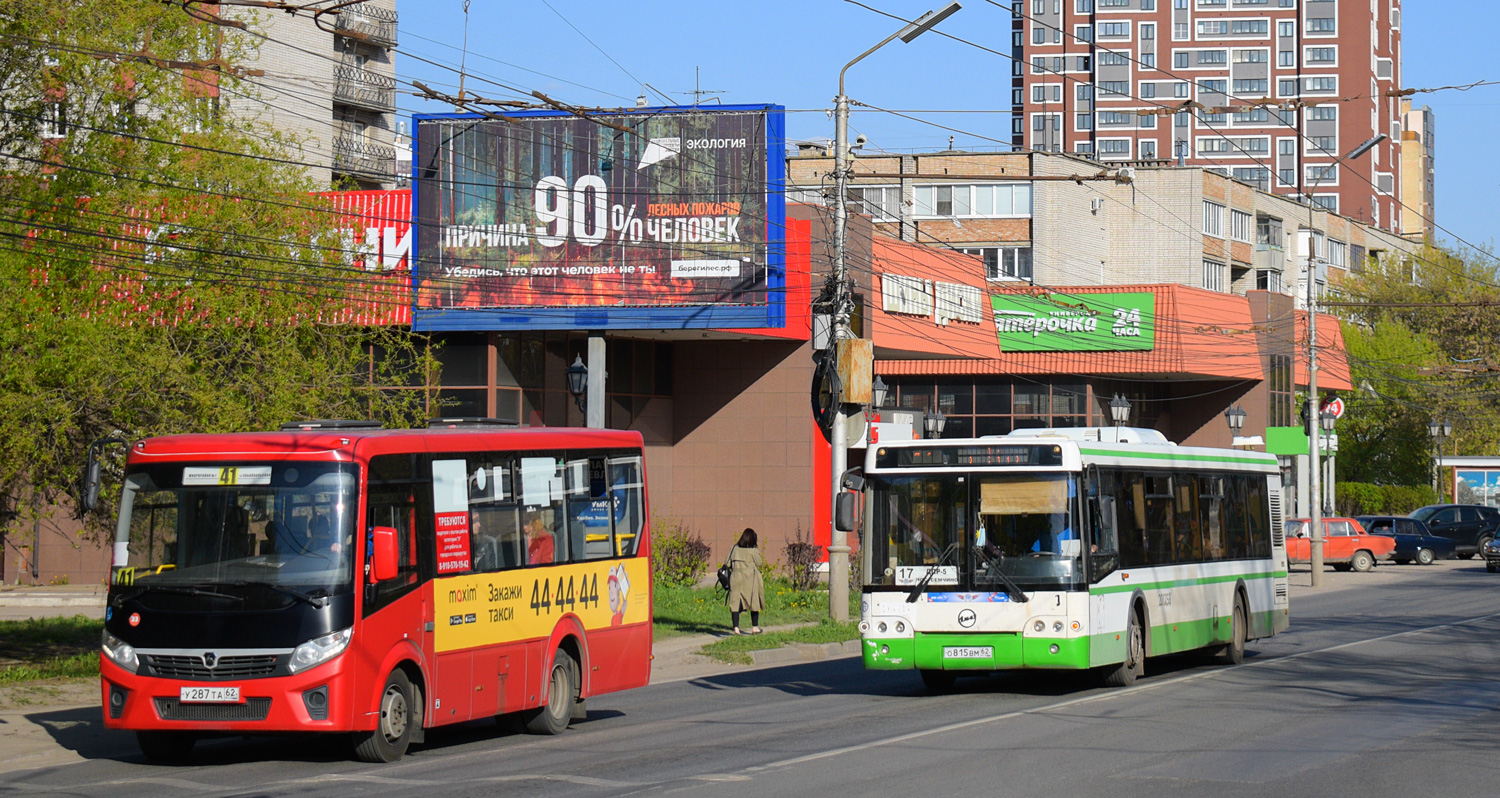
[1407,504,1500,560]
[1354,515,1458,565]
[1484,538,1500,573]
[1285,517,1397,572]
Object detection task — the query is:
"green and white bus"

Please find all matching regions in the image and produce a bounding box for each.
[859,427,1288,689]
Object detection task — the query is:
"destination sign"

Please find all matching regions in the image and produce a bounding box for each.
[875,444,1064,470]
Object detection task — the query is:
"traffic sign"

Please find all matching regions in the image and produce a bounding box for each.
[1321,396,1345,419]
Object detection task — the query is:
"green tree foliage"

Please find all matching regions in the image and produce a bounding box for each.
[1336,245,1500,487]
[0,2,426,540]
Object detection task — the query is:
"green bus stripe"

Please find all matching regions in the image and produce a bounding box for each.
[1088,569,1286,595]
[1078,447,1277,466]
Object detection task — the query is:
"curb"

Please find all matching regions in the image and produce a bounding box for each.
[0,596,105,607]
[747,639,861,667]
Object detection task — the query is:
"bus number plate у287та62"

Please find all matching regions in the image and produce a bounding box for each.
[180,686,242,704]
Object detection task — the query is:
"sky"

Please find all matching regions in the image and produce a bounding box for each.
[397,0,1500,255]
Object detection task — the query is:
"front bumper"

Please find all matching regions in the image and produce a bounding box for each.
[863,632,1091,671]
[100,655,356,733]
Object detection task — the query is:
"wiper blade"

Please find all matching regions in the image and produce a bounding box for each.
[113,584,245,606]
[973,546,1030,603]
[222,581,329,608]
[906,542,959,603]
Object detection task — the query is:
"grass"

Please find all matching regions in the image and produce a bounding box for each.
[652,576,862,640]
[698,618,861,665]
[0,615,102,684]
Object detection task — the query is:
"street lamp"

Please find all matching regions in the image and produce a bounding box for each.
[1319,410,1337,514]
[565,355,588,414]
[924,409,947,438]
[1429,419,1453,501]
[1223,404,1246,439]
[827,1,961,625]
[1109,394,1131,441]
[871,376,889,410]
[1304,133,1386,589]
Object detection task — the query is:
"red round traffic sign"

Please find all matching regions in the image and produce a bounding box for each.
[1321,397,1345,419]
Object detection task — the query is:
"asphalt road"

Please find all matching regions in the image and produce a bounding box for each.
[3,560,1498,798]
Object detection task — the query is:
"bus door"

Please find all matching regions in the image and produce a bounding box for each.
[362,453,434,725]
[428,458,475,723]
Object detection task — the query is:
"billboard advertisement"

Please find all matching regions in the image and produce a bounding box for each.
[320,189,412,326]
[412,104,786,331]
[990,291,1156,352]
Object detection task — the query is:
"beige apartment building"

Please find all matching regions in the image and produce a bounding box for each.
[787,148,1416,309]
[1399,98,1435,242]
[231,0,402,189]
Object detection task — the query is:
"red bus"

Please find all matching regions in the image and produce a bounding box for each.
[95,421,651,762]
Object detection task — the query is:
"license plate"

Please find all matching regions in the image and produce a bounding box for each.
[944,646,993,660]
[180,686,242,703]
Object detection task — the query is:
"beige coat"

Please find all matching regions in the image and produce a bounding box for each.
[723,545,765,612]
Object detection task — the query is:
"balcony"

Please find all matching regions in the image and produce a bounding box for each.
[333,6,397,48]
[333,67,396,113]
[332,137,395,182]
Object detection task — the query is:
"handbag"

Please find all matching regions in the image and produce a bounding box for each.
[716,557,733,592]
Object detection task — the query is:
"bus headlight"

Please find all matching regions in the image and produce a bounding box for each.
[895,621,905,633]
[1052,621,1064,633]
[1033,620,1046,633]
[101,630,138,674]
[288,628,352,674]
[878,622,888,634]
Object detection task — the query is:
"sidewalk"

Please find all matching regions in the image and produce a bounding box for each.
[0,585,106,622]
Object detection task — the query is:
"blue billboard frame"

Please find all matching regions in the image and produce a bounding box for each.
[409,104,786,332]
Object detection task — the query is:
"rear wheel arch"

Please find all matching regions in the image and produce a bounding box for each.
[548,617,590,699]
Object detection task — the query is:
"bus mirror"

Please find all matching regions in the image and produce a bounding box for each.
[81,458,103,513]
[835,492,859,532]
[371,526,399,583]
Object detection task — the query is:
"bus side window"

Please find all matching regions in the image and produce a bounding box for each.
[1116,473,1150,568]
[608,455,645,558]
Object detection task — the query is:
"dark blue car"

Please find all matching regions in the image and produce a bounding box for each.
[1355,516,1458,564]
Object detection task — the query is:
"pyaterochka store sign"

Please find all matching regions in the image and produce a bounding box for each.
[990,292,1156,352]
[414,107,778,311]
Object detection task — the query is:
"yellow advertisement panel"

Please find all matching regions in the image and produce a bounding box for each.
[433,558,650,653]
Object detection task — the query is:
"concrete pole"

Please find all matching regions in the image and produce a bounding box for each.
[586,334,606,429]
[1307,226,1324,587]
[828,92,851,623]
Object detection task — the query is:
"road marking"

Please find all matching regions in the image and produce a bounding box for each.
[745,608,1500,773]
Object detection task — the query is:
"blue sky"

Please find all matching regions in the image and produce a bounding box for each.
[398,0,1497,254]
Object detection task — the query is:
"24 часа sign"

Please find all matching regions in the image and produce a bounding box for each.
[413,106,782,314]
[990,291,1156,352]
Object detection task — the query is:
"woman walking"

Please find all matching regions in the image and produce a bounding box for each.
[724,528,765,635]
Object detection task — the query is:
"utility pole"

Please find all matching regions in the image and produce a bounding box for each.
[1301,134,1384,588]
[828,2,960,622]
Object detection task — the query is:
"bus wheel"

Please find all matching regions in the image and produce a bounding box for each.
[1105,609,1144,687]
[353,669,415,763]
[136,730,196,763]
[1350,550,1375,573]
[1218,596,1247,666]
[524,649,578,735]
[920,669,956,692]
[1417,548,1436,566]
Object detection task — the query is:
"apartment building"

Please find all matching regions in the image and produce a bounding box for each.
[786,149,1415,308]
[1399,98,1435,242]
[232,0,401,189]
[1010,0,1404,233]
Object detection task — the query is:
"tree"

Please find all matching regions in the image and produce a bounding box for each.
[0,1,426,542]
[1335,244,1500,487]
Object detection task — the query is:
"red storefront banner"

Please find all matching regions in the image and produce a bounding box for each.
[319,189,412,326]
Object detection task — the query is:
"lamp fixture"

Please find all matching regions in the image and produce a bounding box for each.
[1223,404,1247,434]
[565,355,588,414]
[924,409,946,438]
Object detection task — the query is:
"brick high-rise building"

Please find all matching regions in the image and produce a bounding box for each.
[1010,0,1403,233]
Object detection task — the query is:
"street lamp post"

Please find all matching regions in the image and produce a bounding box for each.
[1429,419,1452,501]
[1109,394,1131,442]
[1319,410,1336,514]
[828,2,961,623]
[924,410,947,439]
[1304,134,1385,588]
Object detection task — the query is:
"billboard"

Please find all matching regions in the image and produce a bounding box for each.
[991,291,1156,352]
[320,189,412,326]
[412,105,786,331]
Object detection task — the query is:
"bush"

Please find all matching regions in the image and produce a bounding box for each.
[782,522,823,592]
[651,514,711,588]
[1336,482,1439,516]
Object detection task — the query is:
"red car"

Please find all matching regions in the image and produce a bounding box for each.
[1285,517,1397,572]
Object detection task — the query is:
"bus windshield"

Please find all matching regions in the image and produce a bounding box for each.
[869,473,1082,591]
[113,462,358,603]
